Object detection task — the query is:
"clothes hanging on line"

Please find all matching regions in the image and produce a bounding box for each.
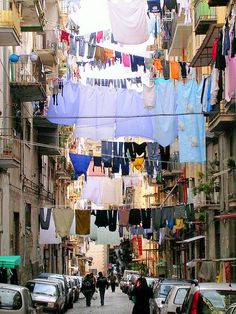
[40,208,52,230]
[107,0,149,45]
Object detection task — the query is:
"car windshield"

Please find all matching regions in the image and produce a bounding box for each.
[155,284,172,298]
[199,290,236,313]
[26,282,57,296]
[0,288,22,310]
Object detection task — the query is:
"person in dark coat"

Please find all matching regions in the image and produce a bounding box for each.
[108,272,117,292]
[81,274,95,307]
[96,271,109,306]
[130,277,154,314]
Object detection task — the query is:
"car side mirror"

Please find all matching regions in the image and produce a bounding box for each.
[176,306,181,314]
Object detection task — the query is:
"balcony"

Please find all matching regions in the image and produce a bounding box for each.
[34,110,61,156]
[56,156,70,177]
[190,23,223,67]
[208,0,229,6]
[208,101,236,133]
[0,129,20,169]
[162,153,183,178]
[9,56,47,102]
[36,30,58,68]
[168,12,192,57]
[194,0,217,35]
[17,0,46,32]
[0,1,21,46]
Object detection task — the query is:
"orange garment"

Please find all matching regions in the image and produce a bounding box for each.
[104,48,115,63]
[170,61,179,80]
[131,157,144,172]
[153,58,163,71]
[94,46,106,62]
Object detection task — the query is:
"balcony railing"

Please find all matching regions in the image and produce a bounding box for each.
[35,30,58,67]
[20,0,46,32]
[0,0,21,46]
[208,101,236,132]
[10,56,46,84]
[0,129,21,168]
[194,0,217,35]
[10,56,47,102]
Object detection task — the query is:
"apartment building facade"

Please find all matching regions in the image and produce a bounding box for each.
[0,0,86,284]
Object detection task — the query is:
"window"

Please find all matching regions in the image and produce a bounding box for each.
[25,120,31,143]
[25,203,31,230]
[199,290,236,313]
[26,282,57,297]
[0,289,22,310]
[174,288,188,304]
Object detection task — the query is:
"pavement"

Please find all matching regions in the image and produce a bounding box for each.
[68,287,134,314]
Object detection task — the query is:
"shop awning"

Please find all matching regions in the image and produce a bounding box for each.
[190,23,223,67]
[176,235,205,244]
[0,256,21,268]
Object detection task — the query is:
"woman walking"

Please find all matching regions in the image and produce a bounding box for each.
[130,277,154,314]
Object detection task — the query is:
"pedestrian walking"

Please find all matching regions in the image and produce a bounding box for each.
[96,271,109,306]
[130,277,154,314]
[108,272,117,292]
[81,274,95,307]
[89,272,97,297]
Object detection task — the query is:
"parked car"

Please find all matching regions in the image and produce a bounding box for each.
[0,284,40,314]
[225,303,236,314]
[161,285,190,314]
[64,275,74,308]
[37,272,70,310]
[26,279,65,313]
[150,279,190,314]
[179,281,236,314]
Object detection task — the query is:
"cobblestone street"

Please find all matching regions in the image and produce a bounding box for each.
[69,288,133,314]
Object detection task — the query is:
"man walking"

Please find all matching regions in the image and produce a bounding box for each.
[108,272,117,292]
[96,271,109,306]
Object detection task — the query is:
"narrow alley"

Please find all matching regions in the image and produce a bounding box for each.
[69,289,133,314]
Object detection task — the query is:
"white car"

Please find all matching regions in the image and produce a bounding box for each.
[161,285,190,314]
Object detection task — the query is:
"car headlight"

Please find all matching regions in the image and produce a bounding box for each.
[47,302,55,308]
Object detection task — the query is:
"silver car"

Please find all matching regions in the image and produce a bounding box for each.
[26,279,65,313]
[0,284,39,313]
[161,285,190,314]
[150,279,190,314]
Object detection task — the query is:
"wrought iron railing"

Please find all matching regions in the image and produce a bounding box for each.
[10,57,46,85]
[194,0,217,28]
[0,129,21,160]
